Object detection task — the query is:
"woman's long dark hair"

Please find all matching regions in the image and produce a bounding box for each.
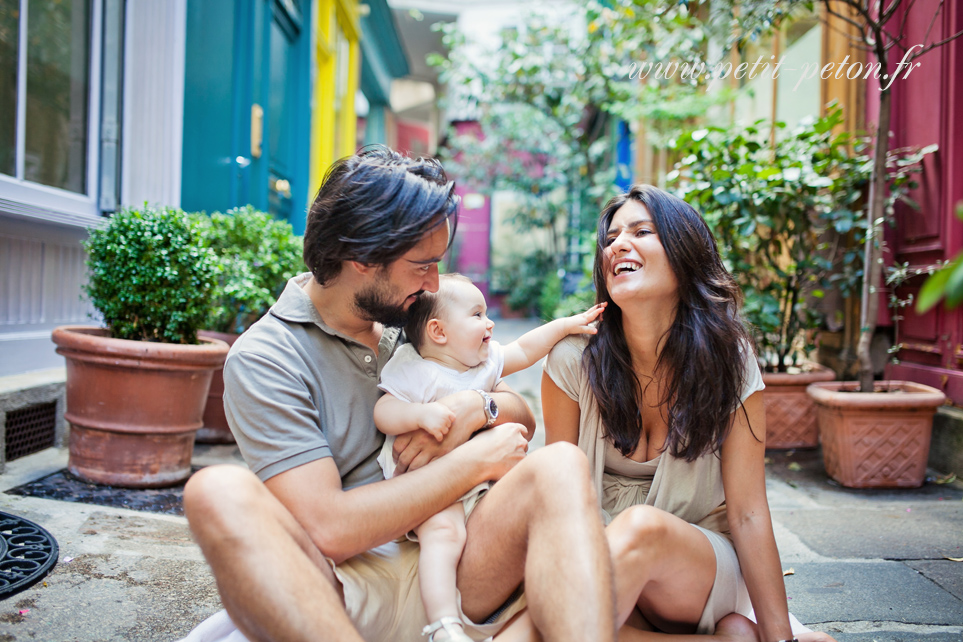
[583,185,756,461]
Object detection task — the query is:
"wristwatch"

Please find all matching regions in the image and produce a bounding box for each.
[474,389,498,428]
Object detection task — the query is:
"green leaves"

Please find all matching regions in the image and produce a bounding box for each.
[84,205,218,344]
[917,203,963,313]
[193,206,305,334]
[83,205,304,343]
[668,106,873,371]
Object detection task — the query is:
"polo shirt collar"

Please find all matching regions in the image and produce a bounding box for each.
[271,273,401,346]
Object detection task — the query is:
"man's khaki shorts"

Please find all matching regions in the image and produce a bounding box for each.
[330,540,526,641]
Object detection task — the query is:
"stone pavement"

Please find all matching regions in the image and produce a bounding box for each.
[0,317,958,641]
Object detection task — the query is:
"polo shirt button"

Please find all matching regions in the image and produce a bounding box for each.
[364,355,372,363]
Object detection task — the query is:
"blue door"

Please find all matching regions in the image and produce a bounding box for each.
[183,0,309,223]
[252,0,305,222]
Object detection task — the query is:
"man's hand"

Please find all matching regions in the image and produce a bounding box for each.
[419,402,456,441]
[462,422,529,481]
[393,389,483,474]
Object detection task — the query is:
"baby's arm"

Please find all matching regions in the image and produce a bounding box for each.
[374,394,456,442]
[501,302,606,376]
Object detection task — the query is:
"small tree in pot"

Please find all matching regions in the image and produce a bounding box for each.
[52,206,230,488]
[193,207,305,443]
[669,107,871,448]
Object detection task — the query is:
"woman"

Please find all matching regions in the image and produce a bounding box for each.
[540,185,831,640]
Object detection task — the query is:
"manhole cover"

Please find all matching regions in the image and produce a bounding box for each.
[0,511,58,599]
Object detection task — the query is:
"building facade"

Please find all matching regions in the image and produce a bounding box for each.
[1,0,407,378]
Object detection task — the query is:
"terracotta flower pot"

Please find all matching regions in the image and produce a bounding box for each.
[806,380,945,488]
[196,330,240,444]
[52,326,229,488]
[762,364,836,449]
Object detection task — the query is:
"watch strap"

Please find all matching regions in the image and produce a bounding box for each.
[474,389,497,427]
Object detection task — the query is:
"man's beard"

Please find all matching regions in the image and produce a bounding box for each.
[354,280,421,328]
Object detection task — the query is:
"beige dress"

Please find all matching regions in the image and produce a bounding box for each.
[544,335,763,634]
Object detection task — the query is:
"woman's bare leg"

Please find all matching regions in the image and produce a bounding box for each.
[606,504,719,630]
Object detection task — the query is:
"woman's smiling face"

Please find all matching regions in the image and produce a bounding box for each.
[602,200,679,309]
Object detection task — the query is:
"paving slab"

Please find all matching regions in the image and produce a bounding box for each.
[765,449,963,507]
[906,560,963,601]
[783,561,963,625]
[773,504,963,560]
[823,627,963,642]
[0,450,221,642]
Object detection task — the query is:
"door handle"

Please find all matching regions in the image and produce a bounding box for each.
[251,104,263,159]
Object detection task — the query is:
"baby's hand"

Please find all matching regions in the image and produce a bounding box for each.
[564,302,607,335]
[418,402,456,441]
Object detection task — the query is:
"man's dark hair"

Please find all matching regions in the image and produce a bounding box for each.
[304,146,459,286]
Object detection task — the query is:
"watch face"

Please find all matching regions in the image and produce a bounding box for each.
[488,399,498,418]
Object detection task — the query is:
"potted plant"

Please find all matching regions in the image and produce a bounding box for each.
[670,106,868,449]
[52,206,229,488]
[193,207,304,443]
[804,141,945,487]
[808,257,946,488]
[716,0,961,487]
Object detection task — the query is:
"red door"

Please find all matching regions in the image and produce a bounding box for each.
[885,0,963,403]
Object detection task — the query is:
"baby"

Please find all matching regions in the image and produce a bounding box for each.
[374,273,605,642]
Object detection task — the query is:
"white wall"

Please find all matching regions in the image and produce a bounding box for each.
[121,1,187,208]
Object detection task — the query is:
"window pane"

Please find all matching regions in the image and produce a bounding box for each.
[24,0,90,193]
[0,0,18,176]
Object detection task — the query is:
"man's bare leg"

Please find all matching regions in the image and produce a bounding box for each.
[459,442,616,642]
[184,465,364,642]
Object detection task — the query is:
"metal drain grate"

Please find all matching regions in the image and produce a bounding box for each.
[0,511,59,599]
[5,402,57,462]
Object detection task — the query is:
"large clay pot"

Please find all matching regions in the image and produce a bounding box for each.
[52,326,229,488]
[196,330,240,444]
[806,380,945,488]
[762,364,836,449]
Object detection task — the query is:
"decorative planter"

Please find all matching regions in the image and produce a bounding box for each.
[762,364,837,449]
[52,326,229,488]
[196,330,240,444]
[806,380,945,488]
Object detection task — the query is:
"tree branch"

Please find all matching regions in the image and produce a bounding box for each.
[881,26,905,52]
[898,0,919,44]
[880,0,902,24]
[824,2,872,45]
[920,0,944,53]
[910,26,963,60]
[825,15,872,51]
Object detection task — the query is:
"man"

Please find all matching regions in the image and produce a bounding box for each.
[182,147,615,642]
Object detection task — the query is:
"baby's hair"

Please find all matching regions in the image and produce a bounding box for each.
[404,273,473,353]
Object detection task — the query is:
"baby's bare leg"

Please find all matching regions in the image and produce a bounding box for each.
[416,502,471,636]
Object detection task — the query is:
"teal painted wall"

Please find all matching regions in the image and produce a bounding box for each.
[182,0,238,213]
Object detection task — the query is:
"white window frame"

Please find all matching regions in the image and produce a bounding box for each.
[0,0,104,226]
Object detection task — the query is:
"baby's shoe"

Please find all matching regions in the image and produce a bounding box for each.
[422,616,474,642]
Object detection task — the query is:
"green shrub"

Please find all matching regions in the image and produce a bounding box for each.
[84,205,217,344]
[553,273,596,318]
[668,106,871,371]
[499,250,557,319]
[194,206,305,334]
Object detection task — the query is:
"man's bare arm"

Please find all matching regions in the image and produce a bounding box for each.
[265,422,528,563]
[391,380,536,474]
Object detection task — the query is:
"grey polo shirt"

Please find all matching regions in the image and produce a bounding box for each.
[222,273,402,488]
